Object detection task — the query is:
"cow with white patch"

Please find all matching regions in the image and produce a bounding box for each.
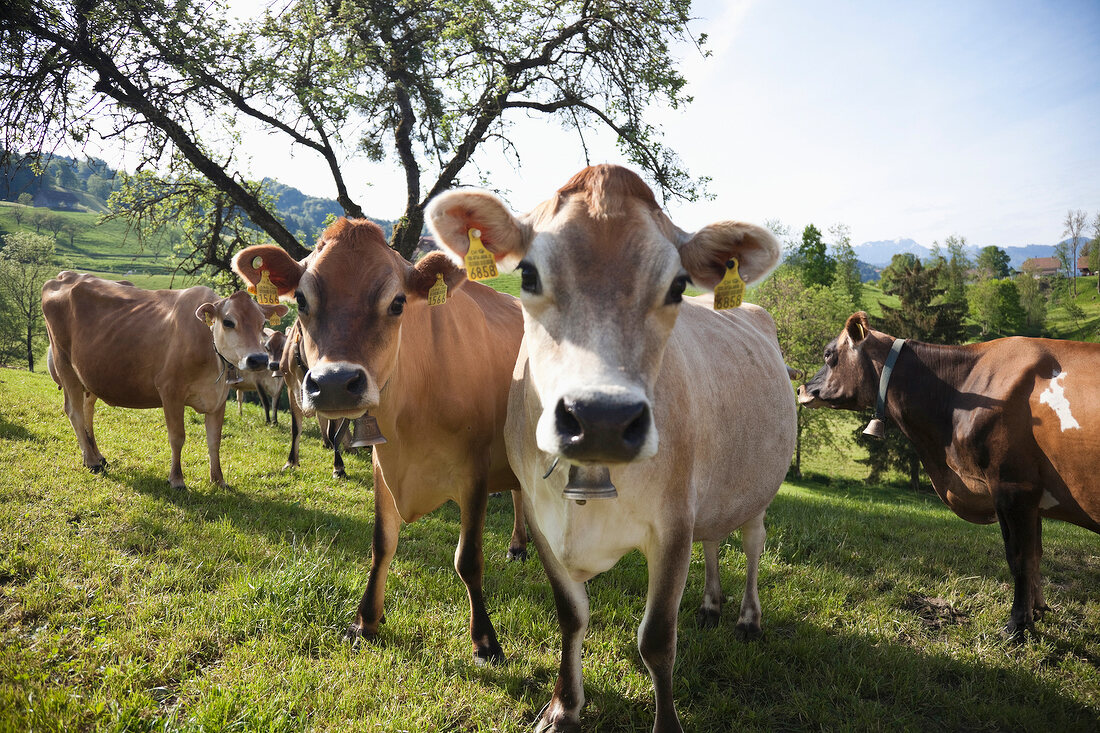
[798,311,1100,637]
[42,272,287,488]
[428,165,796,732]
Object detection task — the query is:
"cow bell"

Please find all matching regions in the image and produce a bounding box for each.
[862,417,886,439]
[562,465,617,504]
[349,414,387,448]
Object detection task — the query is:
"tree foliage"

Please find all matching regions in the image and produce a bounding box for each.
[791,224,834,288]
[751,265,854,478]
[1059,209,1088,296]
[975,245,1011,279]
[1,0,707,264]
[829,223,862,310]
[0,231,55,370]
[967,277,1026,337]
[879,253,965,343]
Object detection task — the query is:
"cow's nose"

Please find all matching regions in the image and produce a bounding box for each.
[556,396,650,463]
[267,359,281,372]
[304,364,367,410]
[242,352,269,371]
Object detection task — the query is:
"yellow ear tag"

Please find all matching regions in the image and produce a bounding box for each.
[427,273,448,307]
[464,228,498,281]
[204,312,215,327]
[268,311,282,327]
[255,269,280,306]
[713,258,745,311]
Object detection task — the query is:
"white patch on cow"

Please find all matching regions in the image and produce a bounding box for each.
[1039,490,1059,510]
[1038,371,1081,431]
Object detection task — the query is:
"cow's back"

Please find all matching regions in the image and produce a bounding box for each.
[42,272,216,409]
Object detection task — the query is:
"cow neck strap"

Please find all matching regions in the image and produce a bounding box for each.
[210,336,236,384]
[874,338,906,422]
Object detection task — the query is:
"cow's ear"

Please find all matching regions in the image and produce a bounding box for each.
[677,222,781,290]
[195,302,219,327]
[845,311,871,345]
[260,302,290,323]
[233,245,304,296]
[425,189,531,269]
[406,251,467,302]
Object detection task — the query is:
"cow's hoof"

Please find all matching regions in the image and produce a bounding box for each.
[88,459,108,474]
[506,546,528,562]
[734,620,763,641]
[534,712,581,733]
[696,607,720,629]
[1002,620,1036,642]
[281,462,297,472]
[344,625,379,646]
[473,641,506,666]
[333,469,347,480]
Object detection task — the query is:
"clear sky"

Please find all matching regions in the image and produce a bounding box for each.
[208,1,1100,248]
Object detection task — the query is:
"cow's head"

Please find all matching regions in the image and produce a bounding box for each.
[195,291,287,372]
[427,164,780,464]
[797,311,889,410]
[232,218,466,420]
[263,328,287,373]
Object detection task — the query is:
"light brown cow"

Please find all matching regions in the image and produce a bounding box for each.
[427,164,797,732]
[798,311,1100,637]
[232,219,528,662]
[42,272,287,488]
[235,327,286,424]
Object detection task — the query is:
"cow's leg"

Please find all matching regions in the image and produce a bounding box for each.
[695,541,722,628]
[257,385,272,424]
[734,510,767,640]
[236,389,244,416]
[284,397,302,470]
[639,535,692,733]
[454,482,504,663]
[203,402,226,487]
[531,524,589,733]
[82,391,107,472]
[506,488,528,561]
[330,419,348,479]
[348,462,401,642]
[271,384,280,426]
[162,400,187,489]
[52,354,105,471]
[1031,513,1049,621]
[994,485,1043,638]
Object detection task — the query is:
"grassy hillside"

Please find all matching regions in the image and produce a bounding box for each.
[1,368,1097,731]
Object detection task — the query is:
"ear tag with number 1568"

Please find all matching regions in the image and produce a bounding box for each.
[713,258,745,310]
[427,273,448,306]
[464,228,498,281]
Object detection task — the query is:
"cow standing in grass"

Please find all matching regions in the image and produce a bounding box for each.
[42,272,287,489]
[232,220,527,663]
[428,164,797,732]
[234,327,286,424]
[798,311,1100,638]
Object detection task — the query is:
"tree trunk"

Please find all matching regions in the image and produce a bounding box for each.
[25,322,34,372]
[392,205,425,261]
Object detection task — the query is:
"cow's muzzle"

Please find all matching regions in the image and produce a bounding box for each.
[304,363,369,414]
[796,384,826,407]
[555,396,650,463]
[241,352,270,371]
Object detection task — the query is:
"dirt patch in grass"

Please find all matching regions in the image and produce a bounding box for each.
[901,593,968,629]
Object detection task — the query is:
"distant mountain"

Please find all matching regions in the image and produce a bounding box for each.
[852,238,931,266]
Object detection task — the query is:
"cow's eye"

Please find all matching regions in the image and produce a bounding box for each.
[825,347,837,367]
[222,319,235,329]
[294,291,309,316]
[388,294,406,316]
[666,274,690,305]
[518,260,540,295]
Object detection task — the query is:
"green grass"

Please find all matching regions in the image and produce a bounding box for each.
[2,367,1097,732]
[1045,281,1100,342]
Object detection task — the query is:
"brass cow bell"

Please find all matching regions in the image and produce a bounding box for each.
[862,417,886,439]
[349,414,387,448]
[562,465,617,504]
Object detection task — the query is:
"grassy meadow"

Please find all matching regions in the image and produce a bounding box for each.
[1,366,1098,732]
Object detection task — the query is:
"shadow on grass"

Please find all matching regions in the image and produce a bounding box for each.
[0,412,36,441]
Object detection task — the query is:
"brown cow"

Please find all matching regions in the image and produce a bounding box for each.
[798,311,1100,637]
[232,219,528,662]
[42,272,287,489]
[427,164,796,732]
[235,327,286,424]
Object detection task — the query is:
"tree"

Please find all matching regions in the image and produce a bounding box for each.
[879,254,965,343]
[42,212,65,239]
[968,278,1026,337]
[975,245,1011,279]
[1058,209,1087,296]
[2,0,706,264]
[794,224,835,288]
[16,193,33,207]
[932,234,971,307]
[1090,211,1100,295]
[829,223,862,310]
[0,231,55,370]
[751,265,854,479]
[1015,268,1047,332]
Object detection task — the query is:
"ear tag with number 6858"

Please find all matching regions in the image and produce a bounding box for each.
[713,258,745,310]
[464,228,498,281]
[427,273,448,307]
